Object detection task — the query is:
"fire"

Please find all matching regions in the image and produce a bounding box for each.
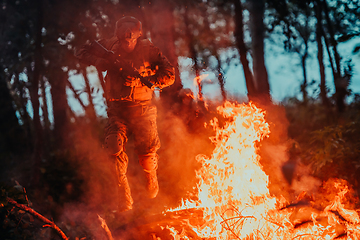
[164,101,360,239]
[193,73,209,86]
[193,73,210,100]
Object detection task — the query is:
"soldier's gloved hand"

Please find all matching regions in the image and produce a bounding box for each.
[124,76,141,87]
[144,75,161,90]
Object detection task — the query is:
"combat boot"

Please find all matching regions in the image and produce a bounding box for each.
[144,170,159,198]
[118,174,133,212]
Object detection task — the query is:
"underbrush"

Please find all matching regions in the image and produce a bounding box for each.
[284,96,360,202]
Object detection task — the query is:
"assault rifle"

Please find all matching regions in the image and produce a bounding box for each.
[87,40,155,89]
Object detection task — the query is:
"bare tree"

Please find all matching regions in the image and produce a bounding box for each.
[248,0,271,103]
[214,54,227,102]
[315,0,330,107]
[321,0,348,112]
[28,0,45,185]
[233,0,256,99]
[147,0,182,103]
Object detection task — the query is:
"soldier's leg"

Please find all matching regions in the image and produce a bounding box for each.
[133,106,161,198]
[138,153,159,198]
[104,133,133,211]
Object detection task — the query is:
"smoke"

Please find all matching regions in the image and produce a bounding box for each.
[56,98,325,238]
[53,96,217,238]
[259,103,321,202]
[59,203,110,240]
[290,162,322,195]
[155,99,215,209]
[48,118,119,239]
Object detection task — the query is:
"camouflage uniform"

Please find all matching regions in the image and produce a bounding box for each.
[76,19,175,211]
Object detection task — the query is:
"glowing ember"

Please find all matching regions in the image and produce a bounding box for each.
[165,101,360,239]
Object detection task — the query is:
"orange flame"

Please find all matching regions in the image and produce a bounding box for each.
[193,74,209,86]
[165,101,360,239]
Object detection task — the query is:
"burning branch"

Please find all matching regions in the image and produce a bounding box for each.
[98,214,114,240]
[6,197,68,240]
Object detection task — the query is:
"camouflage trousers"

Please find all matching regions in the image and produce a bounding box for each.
[104,101,161,161]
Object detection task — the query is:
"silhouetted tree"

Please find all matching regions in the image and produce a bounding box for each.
[148,0,182,104]
[248,0,271,103]
[233,0,256,99]
[314,0,330,107]
[0,66,25,153]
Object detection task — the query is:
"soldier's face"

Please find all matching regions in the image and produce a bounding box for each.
[116,22,140,53]
[120,37,137,53]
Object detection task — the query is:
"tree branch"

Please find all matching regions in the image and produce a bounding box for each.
[6,197,69,240]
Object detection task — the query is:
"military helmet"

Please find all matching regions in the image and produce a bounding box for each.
[115,16,142,41]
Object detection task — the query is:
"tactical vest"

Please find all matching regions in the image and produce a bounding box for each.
[103,37,154,104]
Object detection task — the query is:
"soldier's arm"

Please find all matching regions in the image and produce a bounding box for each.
[146,42,175,89]
[74,39,111,72]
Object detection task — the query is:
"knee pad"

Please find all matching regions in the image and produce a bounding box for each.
[139,153,158,172]
[104,134,124,156]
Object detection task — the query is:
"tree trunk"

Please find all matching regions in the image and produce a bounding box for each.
[301,51,308,104]
[233,0,256,100]
[215,54,227,102]
[0,68,24,153]
[147,0,182,103]
[248,0,271,103]
[82,67,97,120]
[183,7,202,100]
[40,76,51,134]
[321,0,346,112]
[8,71,32,149]
[29,0,44,186]
[321,0,341,75]
[51,69,69,148]
[323,35,336,78]
[315,0,329,107]
[96,68,106,96]
[298,17,310,105]
[40,75,51,158]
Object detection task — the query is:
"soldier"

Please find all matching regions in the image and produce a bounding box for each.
[75,16,175,212]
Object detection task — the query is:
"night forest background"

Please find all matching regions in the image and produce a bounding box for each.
[1,0,360,239]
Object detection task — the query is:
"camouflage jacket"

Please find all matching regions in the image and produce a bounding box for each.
[75,37,175,105]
